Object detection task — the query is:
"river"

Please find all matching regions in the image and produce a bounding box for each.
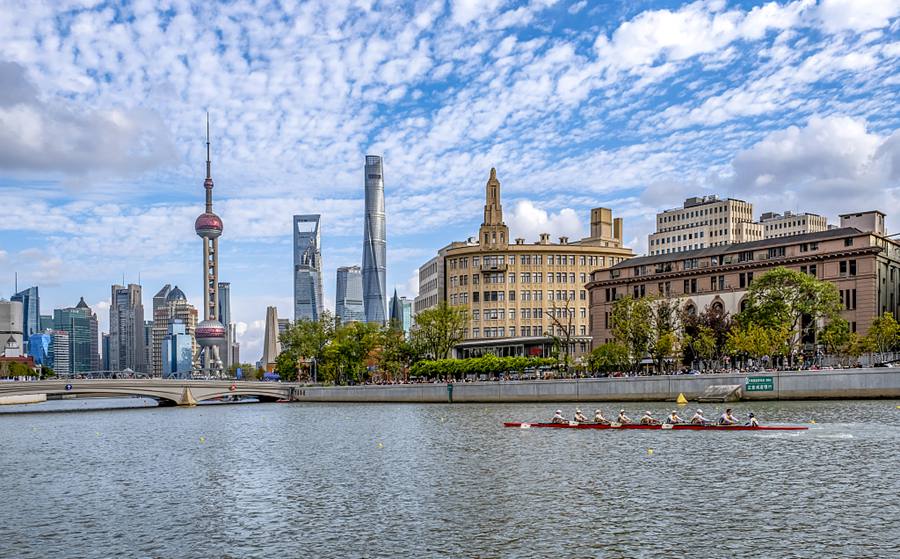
[1,399,898,558]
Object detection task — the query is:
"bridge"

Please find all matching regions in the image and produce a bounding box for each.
[0,379,301,406]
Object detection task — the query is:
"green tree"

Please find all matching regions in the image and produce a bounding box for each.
[588,342,630,374]
[409,302,468,360]
[682,304,732,368]
[683,326,716,370]
[865,312,900,363]
[378,327,413,381]
[648,297,681,373]
[40,366,56,379]
[610,296,653,371]
[740,267,841,362]
[280,312,337,381]
[726,322,790,368]
[819,317,851,361]
[274,351,300,382]
[330,321,382,384]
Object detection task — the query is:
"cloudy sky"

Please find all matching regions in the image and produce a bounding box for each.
[1,0,898,362]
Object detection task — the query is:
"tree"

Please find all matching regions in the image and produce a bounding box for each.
[610,296,653,371]
[588,342,630,374]
[546,295,576,373]
[683,326,716,370]
[280,312,337,381]
[378,327,413,381]
[274,351,300,382]
[726,322,790,368]
[682,304,732,368]
[740,267,841,362]
[819,317,851,362]
[330,321,382,384]
[648,297,681,373]
[409,302,468,360]
[865,312,900,363]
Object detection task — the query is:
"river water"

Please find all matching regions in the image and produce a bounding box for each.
[1,399,898,558]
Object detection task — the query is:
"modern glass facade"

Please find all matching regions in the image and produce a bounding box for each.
[109,284,145,373]
[28,333,50,367]
[11,286,39,352]
[53,299,99,373]
[335,266,365,323]
[162,320,194,378]
[362,155,387,325]
[293,215,324,321]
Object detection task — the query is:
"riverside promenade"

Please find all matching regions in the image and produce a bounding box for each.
[294,368,900,403]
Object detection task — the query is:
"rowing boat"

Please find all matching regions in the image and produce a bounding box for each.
[503,422,808,431]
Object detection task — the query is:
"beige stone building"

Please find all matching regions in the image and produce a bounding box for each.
[417,168,633,360]
[649,195,760,255]
[760,211,828,238]
[589,212,900,349]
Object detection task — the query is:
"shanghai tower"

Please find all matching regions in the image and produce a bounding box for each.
[362,155,387,325]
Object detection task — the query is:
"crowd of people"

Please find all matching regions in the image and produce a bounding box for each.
[550,407,758,426]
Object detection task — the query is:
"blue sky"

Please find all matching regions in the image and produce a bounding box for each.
[1,0,898,361]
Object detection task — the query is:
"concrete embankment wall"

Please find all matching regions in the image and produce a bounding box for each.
[0,394,47,405]
[293,369,900,403]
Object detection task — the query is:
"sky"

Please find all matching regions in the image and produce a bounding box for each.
[0,0,898,363]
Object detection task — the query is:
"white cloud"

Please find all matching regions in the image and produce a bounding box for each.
[451,0,507,26]
[816,0,900,33]
[568,1,586,15]
[506,200,586,242]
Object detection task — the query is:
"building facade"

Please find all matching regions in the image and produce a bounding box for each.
[293,214,324,321]
[413,245,451,315]
[335,265,365,323]
[649,196,760,255]
[161,320,194,378]
[362,155,387,325]
[760,211,828,239]
[50,330,70,376]
[419,168,634,360]
[0,299,24,357]
[29,332,51,367]
[389,290,413,335]
[11,286,39,353]
[262,306,280,370]
[217,281,238,370]
[54,298,100,373]
[109,284,145,372]
[151,286,198,376]
[588,217,900,349]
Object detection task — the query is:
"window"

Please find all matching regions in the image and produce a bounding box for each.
[738,251,753,263]
[767,247,786,258]
[844,238,854,247]
[509,291,515,301]
[580,289,586,301]
[840,261,847,276]
[849,260,857,277]
[473,291,479,302]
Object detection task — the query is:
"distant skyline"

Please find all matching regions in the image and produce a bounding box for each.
[1,1,898,361]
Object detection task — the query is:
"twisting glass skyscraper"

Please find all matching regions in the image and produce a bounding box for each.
[362,155,387,325]
[293,215,324,321]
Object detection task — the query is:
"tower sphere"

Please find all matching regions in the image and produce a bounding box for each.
[195,319,226,347]
[195,212,223,238]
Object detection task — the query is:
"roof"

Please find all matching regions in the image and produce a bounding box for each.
[75,297,89,309]
[167,286,187,301]
[618,227,867,269]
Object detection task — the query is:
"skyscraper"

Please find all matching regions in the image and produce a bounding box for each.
[11,286,39,352]
[0,299,23,357]
[293,214,324,321]
[55,297,100,373]
[161,320,194,379]
[218,281,237,370]
[261,306,280,371]
[109,284,145,372]
[29,332,51,367]
[389,290,413,336]
[335,265,365,323]
[362,155,387,325]
[151,286,198,376]
[194,115,227,375]
[49,330,69,376]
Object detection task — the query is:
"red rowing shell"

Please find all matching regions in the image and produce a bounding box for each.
[503,422,808,431]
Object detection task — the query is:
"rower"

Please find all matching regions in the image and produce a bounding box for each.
[573,408,588,423]
[551,409,567,424]
[593,409,610,424]
[640,410,660,425]
[690,408,709,424]
[665,410,684,424]
[746,412,759,427]
[718,408,739,425]
[617,409,632,424]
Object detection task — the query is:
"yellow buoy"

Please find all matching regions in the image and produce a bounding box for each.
[647,448,654,455]
[676,393,688,405]
[376,442,384,449]
[810,420,816,424]
[200,436,205,443]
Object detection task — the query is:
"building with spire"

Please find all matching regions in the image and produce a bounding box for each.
[109,285,144,372]
[362,155,387,325]
[415,168,634,359]
[194,114,227,375]
[389,289,412,336]
[293,215,324,321]
[335,265,365,323]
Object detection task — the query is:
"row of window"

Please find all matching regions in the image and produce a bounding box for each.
[450,272,590,287]
[471,307,588,321]
[448,254,617,270]
[471,325,589,338]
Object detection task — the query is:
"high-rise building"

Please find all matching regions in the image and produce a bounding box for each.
[418,168,634,359]
[362,155,387,325]
[101,333,110,370]
[218,282,231,325]
[151,286,198,376]
[0,299,24,357]
[335,265,365,323]
[143,320,153,370]
[218,281,238,370]
[28,332,51,367]
[49,330,70,376]
[389,289,413,335]
[39,314,53,332]
[293,214,324,321]
[194,115,227,375]
[261,306,280,371]
[414,244,452,315]
[11,286,39,352]
[54,298,100,373]
[109,284,145,372]
[649,196,761,255]
[161,320,194,378]
[760,211,828,238]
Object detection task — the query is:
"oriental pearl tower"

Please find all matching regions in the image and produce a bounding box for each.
[194,114,226,375]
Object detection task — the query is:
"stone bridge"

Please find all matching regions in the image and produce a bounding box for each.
[0,379,301,406]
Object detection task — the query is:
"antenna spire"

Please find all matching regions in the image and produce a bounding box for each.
[206,112,211,180]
